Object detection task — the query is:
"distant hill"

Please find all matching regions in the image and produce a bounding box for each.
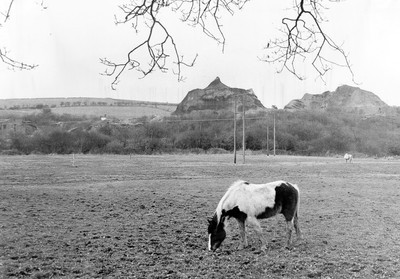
[173,77,265,115]
[284,85,394,116]
[0,97,178,120]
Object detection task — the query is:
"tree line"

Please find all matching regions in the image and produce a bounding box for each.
[1,109,400,157]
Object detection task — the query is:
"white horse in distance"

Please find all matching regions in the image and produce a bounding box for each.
[344,153,353,163]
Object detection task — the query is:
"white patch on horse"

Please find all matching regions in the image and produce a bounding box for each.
[215,180,284,225]
[290,182,300,193]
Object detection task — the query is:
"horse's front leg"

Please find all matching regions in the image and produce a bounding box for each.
[236,219,248,249]
[247,217,267,251]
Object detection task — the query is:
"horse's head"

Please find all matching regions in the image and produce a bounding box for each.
[207,214,226,251]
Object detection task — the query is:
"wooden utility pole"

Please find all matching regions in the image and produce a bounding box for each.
[266,125,269,156]
[273,112,276,156]
[242,95,246,164]
[233,97,237,164]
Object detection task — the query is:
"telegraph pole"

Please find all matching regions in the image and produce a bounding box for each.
[233,97,237,164]
[233,93,246,164]
[266,125,269,156]
[273,112,276,156]
[242,94,246,164]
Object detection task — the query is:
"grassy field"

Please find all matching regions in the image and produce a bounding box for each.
[50,105,176,119]
[0,104,176,120]
[1,154,399,278]
[0,97,178,120]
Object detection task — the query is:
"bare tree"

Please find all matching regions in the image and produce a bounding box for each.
[0,0,38,70]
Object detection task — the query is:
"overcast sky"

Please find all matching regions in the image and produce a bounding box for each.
[1,0,399,108]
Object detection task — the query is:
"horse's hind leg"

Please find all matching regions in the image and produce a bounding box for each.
[293,211,302,240]
[285,219,294,248]
[284,210,302,248]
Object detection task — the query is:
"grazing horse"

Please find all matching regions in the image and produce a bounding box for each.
[207,180,301,251]
[344,153,353,163]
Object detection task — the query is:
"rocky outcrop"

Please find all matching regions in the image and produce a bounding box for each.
[284,85,389,115]
[173,77,265,115]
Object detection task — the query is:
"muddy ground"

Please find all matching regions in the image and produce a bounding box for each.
[1,154,399,278]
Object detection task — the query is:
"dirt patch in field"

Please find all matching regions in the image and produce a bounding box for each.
[1,154,399,278]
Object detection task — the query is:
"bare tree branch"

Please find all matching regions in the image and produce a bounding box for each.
[0,48,38,70]
[0,0,39,70]
[260,0,356,83]
[101,0,246,89]
[0,0,14,24]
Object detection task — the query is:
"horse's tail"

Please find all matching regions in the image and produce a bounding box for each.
[293,183,300,218]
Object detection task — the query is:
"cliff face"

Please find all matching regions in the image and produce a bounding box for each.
[284,85,389,115]
[173,77,265,115]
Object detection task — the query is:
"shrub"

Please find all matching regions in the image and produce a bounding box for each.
[81,131,111,154]
[105,140,125,154]
[175,130,213,150]
[388,144,400,156]
[98,124,113,136]
[0,137,11,151]
[245,134,263,150]
[46,130,74,154]
[9,132,35,154]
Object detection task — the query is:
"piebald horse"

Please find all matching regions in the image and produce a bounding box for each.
[208,180,301,251]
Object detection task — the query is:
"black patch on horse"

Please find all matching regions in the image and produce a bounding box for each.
[208,213,218,234]
[256,182,298,221]
[208,213,226,251]
[222,206,247,223]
